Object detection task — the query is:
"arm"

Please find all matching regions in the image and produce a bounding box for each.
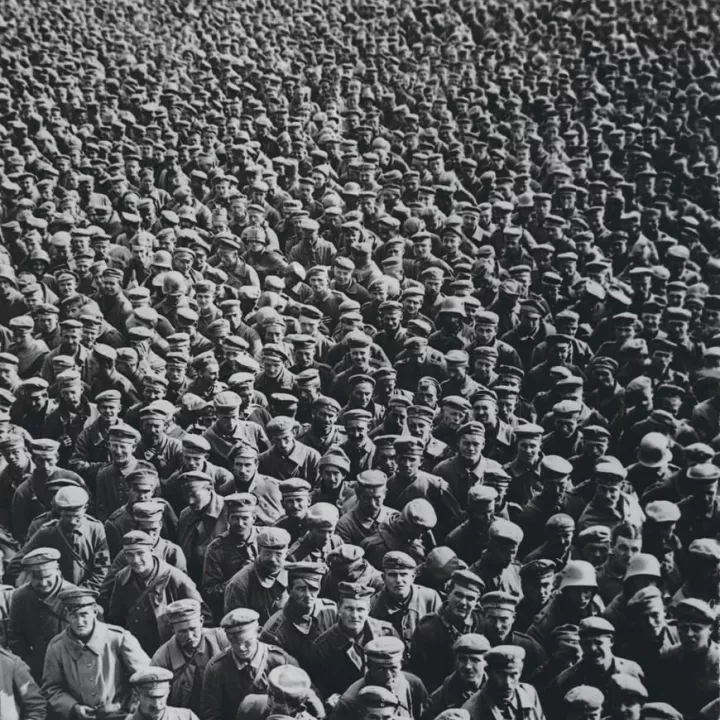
[223,574,248,615]
[201,543,230,607]
[118,629,152,674]
[7,590,31,667]
[201,660,225,720]
[12,655,47,720]
[83,524,110,592]
[43,643,80,719]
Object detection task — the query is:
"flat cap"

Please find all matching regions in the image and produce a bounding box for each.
[565,686,605,711]
[54,486,89,510]
[401,499,437,529]
[22,547,61,568]
[365,636,405,667]
[485,645,525,671]
[164,599,203,625]
[382,551,417,571]
[130,667,174,688]
[337,582,375,601]
[579,617,615,637]
[453,633,491,656]
[257,527,292,549]
[221,608,260,631]
[267,665,312,701]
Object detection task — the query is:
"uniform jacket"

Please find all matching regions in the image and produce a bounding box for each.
[107,557,208,655]
[125,707,197,720]
[0,647,46,720]
[224,563,288,625]
[178,492,229,582]
[334,672,428,719]
[201,642,298,720]
[260,598,337,669]
[410,607,479,692]
[16,518,110,593]
[433,455,504,511]
[369,584,442,659]
[462,682,546,720]
[151,628,229,717]
[203,421,270,466]
[104,501,178,559]
[218,473,283,527]
[42,621,150,719]
[7,577,78,681]
[311,618,399,697]
[361,517,433,569]
[336,505,398,546]
[258,442,321,485]
[201,528,258,622]
[319,561,384,603]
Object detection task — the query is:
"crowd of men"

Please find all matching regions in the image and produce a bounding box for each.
[0,0,719,717]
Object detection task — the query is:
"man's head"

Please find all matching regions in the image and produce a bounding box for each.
[579,617,615,668]
[484,645,525,701]
[22,547,62,596]
[481,591,518,644]
[221,608,261,662]
[165,599,204,653]
[256,527,291,577]
[108,423,140,466]
[337,581,374,634]
[60,587,99,638]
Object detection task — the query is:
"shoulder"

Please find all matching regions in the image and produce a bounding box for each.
[107,506,128,522]
[205,647,234,671]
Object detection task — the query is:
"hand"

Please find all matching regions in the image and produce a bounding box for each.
[326,694,341,709]
[61,436,73,447]
[74,461,90,472]
[73,706,97,720]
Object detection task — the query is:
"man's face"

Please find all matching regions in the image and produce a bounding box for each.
[24,387,48,413]
[232,454,258,484]
[458,434,484,463]
[473,399,497,426]
[384,568,414,599]
[678,621,712,652]
[289,578,319,613]
[228,510,255,537]
[98,401,121,423]
[595,482,622,510]
[186,484,213,512]
[30,564,60,595]
[446,585,479,620]
[126,547,155,578]
[227,626,259,661]
[66,604,97,637]
[580,635,613,667]
[34,450,58,475]
[109,439,136,465]
[483,608,514,643]
[338,598,370,634]
[257,546,286,576]
[612,535,642,569]
[173,619,204,653]
[272,432,295,457]
[142,418,166,445]
[489,667,521,700]
[474,323,495,345]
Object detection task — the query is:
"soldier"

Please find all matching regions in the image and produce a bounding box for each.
[616,586,679,678]
[151,599,228,717]
[312,581,398,698]
[545,618,644,717]
[470,519,524,596]
[237,664,321,720]
[410,569,485,692]
[202,391,269,466]
[311,449,352,507]
[70,389,124,486]
[651,598,720,717]
[478,592,547,680]
[504,424,545,508]
[421,634,490,720]
[42,587,150,720]
[333,635,428,718]
[297,395,346,455]
[321,544,384,602]
[12,438,85,543]
[201,608,298,720]
[433,422,504,511]
[563,685,604,720]
[339,409,377,481]
[362,498,438,568]
[259,417,321,484]
[0,644,46,720]
[675,462,720,546]
[386,435,461,540]
[162,433,232,513]
[461,645,546,720]
[274,478,312,542]
[260,561,336,669]
[357,685,403,720]
[177,471,229,582]
[515,560,557,634]
[7,547,77,681]
[136,404,184,481]
[201,492,259,622]
[95,423,143,521]
[287,503,342,562]
[222,442,284,526]
[224,527,291,624]
[528,561,603,650]
[104,465,177,559]
[14,486,110,592]
[127,666,199,720]
[337,471,398,550]
[369,551,441,659]
[106,530,207,655]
